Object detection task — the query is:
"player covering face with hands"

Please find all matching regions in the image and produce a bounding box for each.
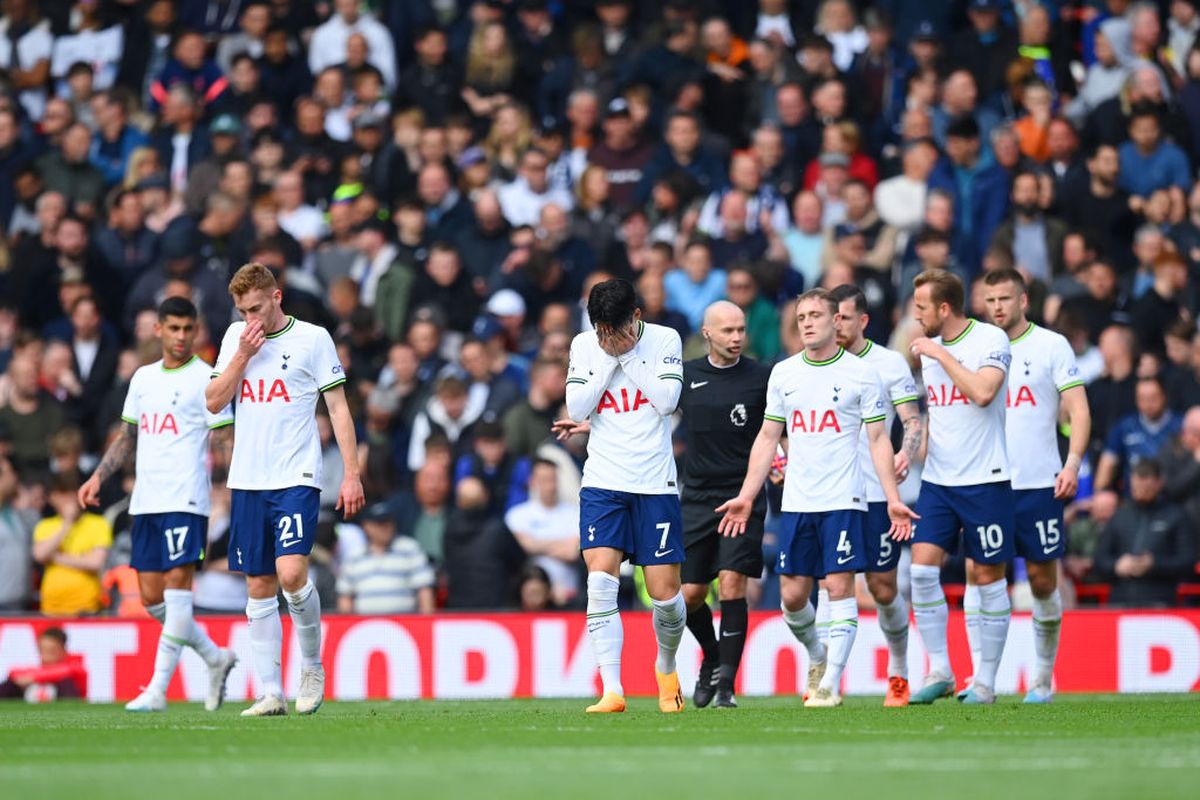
[717,290,918,707]
[557,279,688,714]
[206,263,363,717]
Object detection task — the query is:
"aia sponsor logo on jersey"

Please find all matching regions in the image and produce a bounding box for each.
[927,383,969,406]
[1006,386,1037,407]
[139,412,178,435]
[240,378,292,403]
[596,388,651,414]
[791,409,842,433]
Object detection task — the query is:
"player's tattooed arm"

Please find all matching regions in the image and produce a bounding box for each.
[94,423,137,483]
[898,403,925,465]
[79,422,136,508]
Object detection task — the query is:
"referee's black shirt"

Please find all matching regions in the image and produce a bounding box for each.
[679,356,772,493]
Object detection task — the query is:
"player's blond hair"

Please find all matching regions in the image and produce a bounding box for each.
[913,269,964,314]
[228,262,278,298]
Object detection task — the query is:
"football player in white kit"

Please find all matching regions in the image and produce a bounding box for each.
[556,278,688,714]
[830,284,925,707]
[982,268,1090,703]
[206,263,364,717]
[908,269,1014,705]
[79,297,238,712]
[717,289,918,707]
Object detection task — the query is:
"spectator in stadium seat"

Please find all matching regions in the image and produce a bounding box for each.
[498,148,574,228]
[1118,104,1191,221]
[874,137,937,235]
[1093,458,1196,606]
[408,374,483,474]
[724,267,780,363]
[337,501,435,615]
[1158,405,1200,528]
[948,0,1018,101]
[0,455,34,611]
[397,461,453,566]
[782,190,825,290]
[706,192,772,270]
[394,25,461,127]
[125,220,231,340]
[502,357,567,460]
[308,0,396,92]
[215,0,272,74]
[89,90,150,189]
[636,269,690,341]
[665,240,727,331]
[454,420,531,515]
[505,459,581,606]
[149,28,229,114]
[32,473,111,616]
[990,171,1068,285]
[1132,252,1193,356]
[0,355,64,479]
[407,242,481,335]
[931,70,1002,154]
[635,109,726,206]
[443,476,523,609]
[1096,375,1181,494]
[93,188,158,295]
[36,123,106,218]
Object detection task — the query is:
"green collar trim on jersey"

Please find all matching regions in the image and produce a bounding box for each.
[943,318,976,346]
[802,347,844,366]
[855,340,874,358]
[160,354,198,373]
[265,316,296,339]
[636,320,645,342]
[1010,322,1036,345]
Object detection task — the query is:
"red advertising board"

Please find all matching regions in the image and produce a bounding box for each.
[1,611,1197,702]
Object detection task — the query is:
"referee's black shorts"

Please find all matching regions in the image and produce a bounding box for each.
[680,486,765,585]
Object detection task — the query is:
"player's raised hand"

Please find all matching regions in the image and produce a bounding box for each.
[1054,463,1079,500]
[908,337,944,361]
[886,498,919,541]
[238,318,266,358]
[336,475,365,519]
[77,475,102,509]
[551,418,590,441]
[715,496,751,537]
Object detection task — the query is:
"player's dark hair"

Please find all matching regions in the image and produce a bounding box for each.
[39,627,67,647]
[829,284,867,313]
[1132,457,1163,479]
[157,296,198,321]
[1137,374,1166,394]
[914,269,965,314]
[532,457,557,471]
[587,278,638,329]
[796,288,838,315]
[982,268,1027,292]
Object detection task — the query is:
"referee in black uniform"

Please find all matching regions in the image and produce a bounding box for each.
[679,300,771,708]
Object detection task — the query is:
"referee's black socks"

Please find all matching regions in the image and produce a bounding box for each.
[718,597,748,690]
[685,602,719,663]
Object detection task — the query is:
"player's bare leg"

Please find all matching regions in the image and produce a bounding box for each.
[645,563,686,713]
[127,566,235,712]
[242,573,287,716]
[909,543,956,704]
[278,554,324,714]
[1024,560,1062,703]
[805,571,857,707]
[584,547,627,713]
[682,581,719,707]
[867,570,911,707]
[780,575,827,703]
[713,570,748,708]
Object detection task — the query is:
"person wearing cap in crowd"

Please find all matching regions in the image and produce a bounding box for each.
[336,501,435,614]
[587,97,656,213]
[456,145,494,200]
[126,219,232,339]
[950,0,1019,102]
[184,112,244,216]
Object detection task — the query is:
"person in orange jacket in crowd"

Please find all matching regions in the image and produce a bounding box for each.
[0,627,87,701]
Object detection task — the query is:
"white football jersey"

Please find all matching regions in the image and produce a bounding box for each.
[120,356,233,516]
[1005,323,1084,490]
[853,340,920,503]
[566,321,683,494]
[921,319,1012,487]
[765,348,887,513]
[213,316,346,491]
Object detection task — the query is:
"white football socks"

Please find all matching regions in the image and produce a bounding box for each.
[246,595,284,699]
[146,601,166,624]
[875,594,910,680]
[1032,588,1062,688]
[283,579,323,669]
[781,602,827,663]
[911,564,951,678]
[651,590,686,674]
[147,589,192,693]
[815,587,831,647]
[974,578,1011,693]
[962,582,981,678]
[586,572,624,696]
[819,597,858,693]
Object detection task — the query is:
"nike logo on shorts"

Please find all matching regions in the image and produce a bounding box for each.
[654,548,674,558]
[837,555,854,565]
[282,539,302,548]
[983,549,1001,558]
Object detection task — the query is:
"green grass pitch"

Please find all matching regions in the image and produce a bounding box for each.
[2,695,1198,800]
